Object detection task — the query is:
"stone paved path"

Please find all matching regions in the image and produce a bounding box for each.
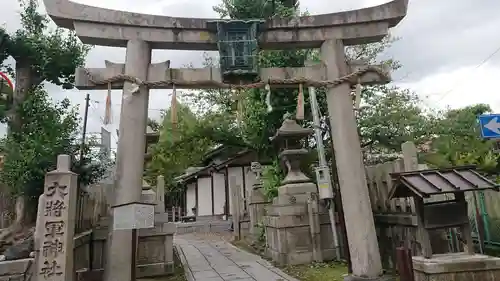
[174,233,299,281]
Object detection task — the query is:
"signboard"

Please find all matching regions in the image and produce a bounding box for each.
[315,166,334,200]
[112,203,155,230]
[479,114,500,139]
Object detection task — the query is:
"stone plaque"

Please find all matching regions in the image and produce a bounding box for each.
[113,203,155,230]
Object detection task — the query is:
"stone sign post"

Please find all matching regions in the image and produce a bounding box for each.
[35,155,77,281]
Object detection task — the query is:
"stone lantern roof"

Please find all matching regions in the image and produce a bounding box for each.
[271,115,313,143]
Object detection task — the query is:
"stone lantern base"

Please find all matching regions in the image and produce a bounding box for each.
[262,182,339,265]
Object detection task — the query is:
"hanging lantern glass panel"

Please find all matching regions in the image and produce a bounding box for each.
[208,20,263,83]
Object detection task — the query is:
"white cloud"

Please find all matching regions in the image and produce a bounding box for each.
[397,63,500,112]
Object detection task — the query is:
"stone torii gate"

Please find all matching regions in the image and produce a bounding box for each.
[42,0,408,281]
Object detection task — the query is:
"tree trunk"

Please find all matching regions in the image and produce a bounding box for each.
[0,196,30,241]
[10,63,34,133]
[0,63,39,240]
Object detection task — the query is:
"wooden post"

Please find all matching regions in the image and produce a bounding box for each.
[230,176,241,240]
[414,197,432,258]
[396,247,414,281]
[402,141,418,213]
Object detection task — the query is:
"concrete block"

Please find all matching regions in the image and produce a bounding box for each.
[413,253,500,281]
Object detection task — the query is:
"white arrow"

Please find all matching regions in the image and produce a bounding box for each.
[485,117,500,135]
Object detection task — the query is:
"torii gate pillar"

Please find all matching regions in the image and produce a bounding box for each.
[104,39,151,281]
[321,39,384,279]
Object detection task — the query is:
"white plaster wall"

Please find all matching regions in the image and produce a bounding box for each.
[213,173,226,215]
[186,183,196,216]
[197,177,212,216]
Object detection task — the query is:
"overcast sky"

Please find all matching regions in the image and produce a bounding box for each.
[2,0,500,148]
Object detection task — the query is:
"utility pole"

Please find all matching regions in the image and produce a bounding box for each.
[309,85,341,260]
[79,93,90,166]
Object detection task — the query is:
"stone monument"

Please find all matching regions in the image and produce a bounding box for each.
[35,155,78,281]
[43,0,409,280]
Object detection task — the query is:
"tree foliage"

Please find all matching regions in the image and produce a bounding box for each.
[0,0,90,133]
[0,0,107,229]
[0,88,111,218]
[0,0,90,89]
[423,104,499,175]
[144,101,214,189]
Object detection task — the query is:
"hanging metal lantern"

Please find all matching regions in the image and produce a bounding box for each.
[207,20,264,84]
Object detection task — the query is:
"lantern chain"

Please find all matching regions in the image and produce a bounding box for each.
[82,66,387,90]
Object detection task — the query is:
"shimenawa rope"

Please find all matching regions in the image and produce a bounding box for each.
[82,66,387,90]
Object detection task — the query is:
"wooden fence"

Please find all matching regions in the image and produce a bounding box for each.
[366,141,450,270]
[75,183,109,234]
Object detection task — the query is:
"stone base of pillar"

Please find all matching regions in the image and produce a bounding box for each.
[262,182,338,265]
[413,253,500,281]
[343,275,395,281]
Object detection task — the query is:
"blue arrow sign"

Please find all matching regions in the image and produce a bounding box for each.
[479,114,500,139]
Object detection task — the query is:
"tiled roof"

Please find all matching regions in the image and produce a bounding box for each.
[389,166,499,199]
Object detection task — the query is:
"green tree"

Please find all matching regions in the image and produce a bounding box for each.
[0,0,105,238]
[0,88,111,238]
[144,100,214,189]
[423,104,499,174]
[359,85,436,164]
[0,0,90,132]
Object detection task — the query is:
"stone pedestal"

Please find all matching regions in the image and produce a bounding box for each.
[413,253,500,281]
[263,182,337,265]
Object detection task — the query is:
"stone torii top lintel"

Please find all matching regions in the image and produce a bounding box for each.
[75,60,391,90]
[43,0,408,50]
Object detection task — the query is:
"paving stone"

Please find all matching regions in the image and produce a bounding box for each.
[175,233,299,281]
[192,270,220,279]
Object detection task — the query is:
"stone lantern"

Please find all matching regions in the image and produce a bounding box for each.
[263,115,335,265]
[271,114,314,187]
